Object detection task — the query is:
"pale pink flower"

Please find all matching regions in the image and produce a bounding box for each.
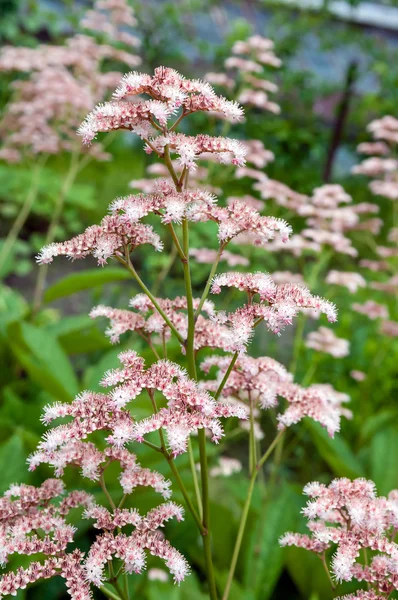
[209,457,242,477]
[305,326,350,358]
[326,270,366,293]
[380,320,398,337]
[350,370,366,382]
[281,478,398,595]
[352,301,389,320]
[202,355,350,437]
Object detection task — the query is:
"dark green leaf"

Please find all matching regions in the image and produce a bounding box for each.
[43,268,131,303]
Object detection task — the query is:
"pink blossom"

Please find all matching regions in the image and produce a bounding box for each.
[352,301,389,320]
[305,326,350,358]
[281,478,398,595]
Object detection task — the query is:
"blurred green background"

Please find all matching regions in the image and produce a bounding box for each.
[0,0,397,598]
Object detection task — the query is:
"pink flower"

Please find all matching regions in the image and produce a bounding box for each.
[280,478,398,595]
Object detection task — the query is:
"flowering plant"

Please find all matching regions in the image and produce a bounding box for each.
[0,64,357,600]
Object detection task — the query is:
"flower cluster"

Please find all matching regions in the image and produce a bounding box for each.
[201,355,351,437]
[305,326,350,358]
[31,350,246,460]
[210,272,337,337]
[280,478,398,598]
[0,470,189,599]
[0,0,141,161]
[353,116,398,201]
[205,35,281,115]
[78,66,246,167]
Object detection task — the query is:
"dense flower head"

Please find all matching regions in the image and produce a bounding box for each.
[210,273,337,335]
[280,478,398,597]
[78,66,245,151]
[201,355,351,437]
[31,350,247,460]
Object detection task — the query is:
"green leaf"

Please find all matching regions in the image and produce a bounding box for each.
[43,268,131,303]
[0,285,29,334]
[307,421,364,479]
[8,322,79,401]
[361,410,398,443]
[241,484,302,599]
[0,435,29,494]
[370,426,398,495]
[46,315,110,354]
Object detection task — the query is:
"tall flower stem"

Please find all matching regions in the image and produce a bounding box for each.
[222,430,284,600]
[0,158,46,273]
[194,243,226,319]
[188,437,203,518]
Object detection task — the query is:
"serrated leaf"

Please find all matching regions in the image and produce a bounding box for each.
[44,268,131,303]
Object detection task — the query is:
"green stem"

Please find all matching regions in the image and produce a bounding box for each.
[198,428,218,600]
[188,437,203,519]
[222,431,284,600]
[182,218,196,377]
[0,158,45,273]
[99,472,116,512]
[166,453,205,535]
[194,244,225,319]
[214,352,239,400]
[248,391,257,475]
[119,255,184,344]
[100,586,123,600]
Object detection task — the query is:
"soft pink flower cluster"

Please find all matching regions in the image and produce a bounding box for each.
[0,0,141,161]
[353,115,398,201]
[0,471,189,598]
[206,35,281,115]
[305,326,350,358]
[280,478,398,598]
[201,355,351,437]
[31,350,246,459]
[78,66,246,168]
[252,183,380,257]
[36,182,292,265]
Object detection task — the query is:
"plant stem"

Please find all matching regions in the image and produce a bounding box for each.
[119,254,184,344]
[0,158,45,273]
[222,431,284,600]
[214,352,239,400]
[100,586,123,600]
[248,391,257,475]
[198,428,218,600]
[321,553,336,591]
[194,244,225,319]
[166,453,205,534]
[188,437,203,518]
[182,218,197,378]
[99,472,116,512]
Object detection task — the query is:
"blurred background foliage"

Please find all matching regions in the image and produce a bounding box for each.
[0,0,397,598]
